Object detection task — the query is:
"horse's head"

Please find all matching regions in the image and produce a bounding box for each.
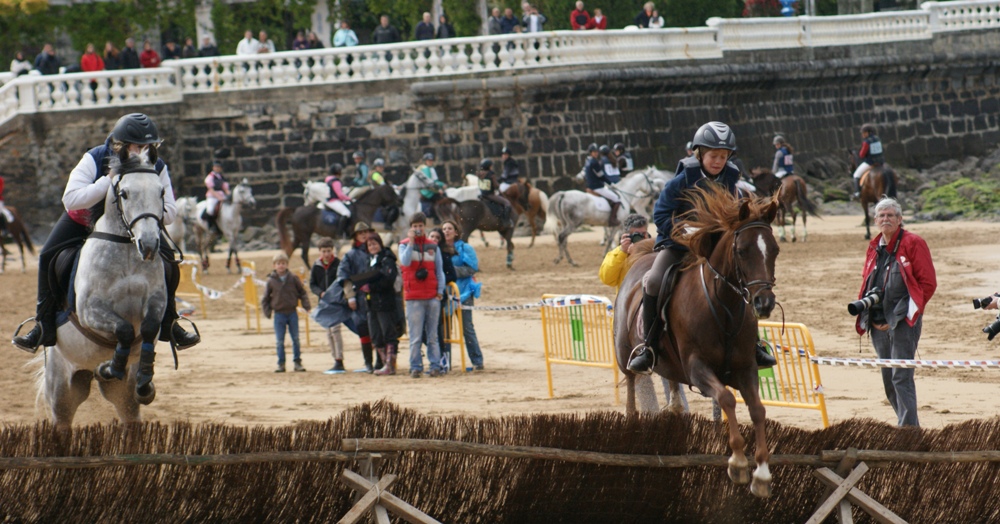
[732,199,780,319]
[303,181,327,205]
[674,186,780,319]
[109,151,164,261]
[233,178,256,208]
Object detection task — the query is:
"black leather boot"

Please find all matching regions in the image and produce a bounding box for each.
[851,178,860,199]
[12,300,57,353]
[755,339,777,368]
[627,292,660,374]
[608,202,622,227]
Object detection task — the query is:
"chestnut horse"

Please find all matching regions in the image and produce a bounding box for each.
[614,186,780,498]
[750,168,820,242]
[848,149,897,240]
[0,205,35,273]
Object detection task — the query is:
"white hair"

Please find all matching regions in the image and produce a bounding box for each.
[874,197,902,217]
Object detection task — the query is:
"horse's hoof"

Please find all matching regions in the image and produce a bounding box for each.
[728,465,750,485]
[96,362,125,382]
[792,237,797,243]
[136,382,156,405]
[569,261,579,267]
[750,478,772,498]
[779,237,787,243]
[553,258,561,265]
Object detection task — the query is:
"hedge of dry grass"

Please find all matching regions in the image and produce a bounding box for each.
[2,401,1000,523]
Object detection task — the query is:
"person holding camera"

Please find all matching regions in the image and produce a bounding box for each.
[599,213,650,292]
[854,197,936,427]
[399,212,446,378]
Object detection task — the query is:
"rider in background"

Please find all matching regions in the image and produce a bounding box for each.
[499,146,520,193]
[417,152,446,217]
[13,113,199,353]
[476,158,513,225]
[203,159,229,235]
[324,163,352,227]
[772,135,794,179]
[350,151,369,189]
[627,121,776,374]
[600,145,621,184]
[583,143,622,227]
[369,158,387,186]
[852,123,884,198]
[614,143,633,176]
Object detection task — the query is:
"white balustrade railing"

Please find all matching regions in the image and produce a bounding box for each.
[707,17,805,50]
[1,1,998,128]
[804,11,931,46]
[923,0,1000,31]
[174,29,719,94]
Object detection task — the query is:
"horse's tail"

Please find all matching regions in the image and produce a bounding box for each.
[538,190,557,233]
[548,191,564,239]
[882,167,898,199]
[795,178,821,217]
[276,207,296,255]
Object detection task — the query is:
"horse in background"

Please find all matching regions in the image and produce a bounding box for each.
[164,196,197,254]
[0,205,35,273]
[848,149,898,240]
[39,152,168,430]
[750,168,821,242]
[277,182,401,266]
[435,196,517,269]
[614,186,780,498]
[191,179,255,273]
[549,169,665,266]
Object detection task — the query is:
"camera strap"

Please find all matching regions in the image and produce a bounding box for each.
[879,228,905,291]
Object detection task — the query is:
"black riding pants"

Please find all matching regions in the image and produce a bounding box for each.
[644,246,686,298]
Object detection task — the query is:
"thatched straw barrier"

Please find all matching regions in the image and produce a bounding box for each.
[2,400,1000,523]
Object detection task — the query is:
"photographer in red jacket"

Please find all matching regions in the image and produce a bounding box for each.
[853,197,936,427]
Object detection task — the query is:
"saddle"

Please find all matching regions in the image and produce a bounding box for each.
[480,197,509,224]
[860,166,897,198]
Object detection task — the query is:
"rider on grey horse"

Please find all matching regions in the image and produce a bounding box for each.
[13,113,201,353]
[583,143,622,227]
[627,121,776,374]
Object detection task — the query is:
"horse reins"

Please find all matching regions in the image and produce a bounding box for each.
[699,221,776,378]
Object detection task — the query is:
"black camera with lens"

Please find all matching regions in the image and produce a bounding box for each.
[983,316,1000,341]
[973,295,997,310]
[628,232,647,244]
[848,287,882,316]
[415,267,429,281]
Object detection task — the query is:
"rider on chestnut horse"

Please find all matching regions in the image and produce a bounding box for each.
[499,147,530,211]
[627,121,776,374]
[477,158,514,226]
[852,123,884,198]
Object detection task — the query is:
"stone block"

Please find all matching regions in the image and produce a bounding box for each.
[240,159,260,173]
[349,127,371,139]
[309,154,326,168]
[357,96,385,110]
[253,120,276,130]
[275,157,289,171]
[382,110,401,122]
[284,142,310,154]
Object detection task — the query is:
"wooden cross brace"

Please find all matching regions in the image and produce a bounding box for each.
[806,461,908,524]
[338,469,443,524]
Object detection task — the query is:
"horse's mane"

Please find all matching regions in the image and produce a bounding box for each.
[670,185,773,262]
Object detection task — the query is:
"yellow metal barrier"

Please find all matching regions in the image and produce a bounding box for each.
[398,282,467,372]
[733,321,830,428]
[540,294,619,404]
[177,260,207,318]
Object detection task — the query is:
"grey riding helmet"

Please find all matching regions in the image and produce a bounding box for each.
[691,121,736,151]
[422,152,435,161]
[112,113,160,145]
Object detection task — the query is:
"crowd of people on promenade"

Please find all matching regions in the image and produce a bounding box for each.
[8,2,672,78]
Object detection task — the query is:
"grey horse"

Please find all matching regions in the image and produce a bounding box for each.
[38,152,167,430]
[191,179,255,273]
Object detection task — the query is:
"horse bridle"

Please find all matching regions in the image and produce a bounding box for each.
[92,169,165,245]
[703,221,775,304]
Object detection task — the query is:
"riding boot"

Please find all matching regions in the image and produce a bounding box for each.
[159,258,200,350]
[12,299,57,353]
[755,339,777,368]
[628,292,661,374]
[851,178,860,199]
[608,202,622,227]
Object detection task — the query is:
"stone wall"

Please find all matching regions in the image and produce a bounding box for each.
[3,30,1000,229]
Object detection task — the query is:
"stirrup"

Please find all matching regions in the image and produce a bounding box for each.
[627,344,656,375]
[11,317,42,353]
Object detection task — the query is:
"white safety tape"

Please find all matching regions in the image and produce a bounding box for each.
[811,357,1000,370]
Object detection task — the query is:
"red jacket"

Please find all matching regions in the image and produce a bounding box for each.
[0,176,4,200]
[140,49,161,68]
[80,52,104,73]
[399,237,440,300]
[570,9,591,30]
[856,228,936,335]
[586,16,607,30]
